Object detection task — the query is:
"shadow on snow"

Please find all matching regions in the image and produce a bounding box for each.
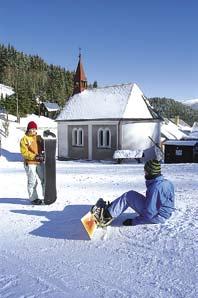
[11,204,94,241]
[10,203,138,240]
[0,198,30,205]
[1,148,23,162]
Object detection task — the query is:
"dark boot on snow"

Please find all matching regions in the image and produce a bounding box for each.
[32,199,43,205]
[91,198,113,227]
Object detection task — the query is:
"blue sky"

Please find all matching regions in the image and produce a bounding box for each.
[0,0,198,101]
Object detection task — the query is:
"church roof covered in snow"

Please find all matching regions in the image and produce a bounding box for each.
[57,83,159,121]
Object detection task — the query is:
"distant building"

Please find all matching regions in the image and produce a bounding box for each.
[164,140,198,163]
[163,120,198,164]
[56,55,162,161]
[40,101,60,119]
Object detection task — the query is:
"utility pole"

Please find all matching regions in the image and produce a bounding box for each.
[38,96,41,117]
[16,93,20,122]
[15,64,20,123]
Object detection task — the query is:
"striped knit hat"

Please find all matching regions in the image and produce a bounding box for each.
[144,159,161,176]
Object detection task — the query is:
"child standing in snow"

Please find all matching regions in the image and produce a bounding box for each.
[91,159,175,226]
[20,121,45,205]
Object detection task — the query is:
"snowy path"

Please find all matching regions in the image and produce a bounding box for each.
[0,161,197,298]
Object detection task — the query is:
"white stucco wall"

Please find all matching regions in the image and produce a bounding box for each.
[58,122,68,158]
[121,121,161,150]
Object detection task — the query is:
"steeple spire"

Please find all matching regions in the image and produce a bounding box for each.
[73,49,87,95]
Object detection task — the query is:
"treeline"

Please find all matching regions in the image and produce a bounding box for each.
[149,97,198,126]
[0,44,75,116]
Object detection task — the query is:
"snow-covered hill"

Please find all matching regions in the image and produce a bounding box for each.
[0,115,197,297]
[182,98,198,110]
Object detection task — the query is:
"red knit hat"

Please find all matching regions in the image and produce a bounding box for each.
[27,121,37,130]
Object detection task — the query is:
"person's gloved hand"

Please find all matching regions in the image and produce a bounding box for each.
[123,218,134,226]
[35,154,45,162]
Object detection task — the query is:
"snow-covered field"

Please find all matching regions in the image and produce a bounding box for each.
[0,116,197,298]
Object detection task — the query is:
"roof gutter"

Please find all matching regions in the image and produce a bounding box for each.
[56,117,162,122]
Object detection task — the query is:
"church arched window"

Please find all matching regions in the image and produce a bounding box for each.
[72,128,84,147]
[97,128,111,148]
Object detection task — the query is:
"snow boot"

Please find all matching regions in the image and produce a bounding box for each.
[32,199,43,205]
[91,198,113,227]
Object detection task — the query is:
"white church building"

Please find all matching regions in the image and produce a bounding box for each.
[56,55,162,161]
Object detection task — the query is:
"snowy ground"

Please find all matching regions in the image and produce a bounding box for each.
[0,116,197,298]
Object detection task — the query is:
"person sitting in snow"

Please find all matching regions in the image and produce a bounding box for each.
[20,121,45,205]
[91,159,175,226]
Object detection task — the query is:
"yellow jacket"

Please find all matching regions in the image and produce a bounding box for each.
[20,134,43,164]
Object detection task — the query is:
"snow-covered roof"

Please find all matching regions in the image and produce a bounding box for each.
[42,101,60,112]
[0,83,15,98]
[57,83,156,121]
[161,119,187,140]
[191,121,198,132]
[185,122,198,139]
[164,140,198,146]
[186,132,198,139]
[170,118,191,130]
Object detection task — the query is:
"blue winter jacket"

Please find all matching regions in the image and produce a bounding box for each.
[133,175,175,225]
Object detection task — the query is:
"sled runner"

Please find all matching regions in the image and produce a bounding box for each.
[43,134,57,205]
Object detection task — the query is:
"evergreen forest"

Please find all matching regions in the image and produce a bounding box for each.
[149,97,198,126]
[0,44,75,117]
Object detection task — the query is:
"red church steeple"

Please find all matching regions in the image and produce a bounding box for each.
[73,50,87,95]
